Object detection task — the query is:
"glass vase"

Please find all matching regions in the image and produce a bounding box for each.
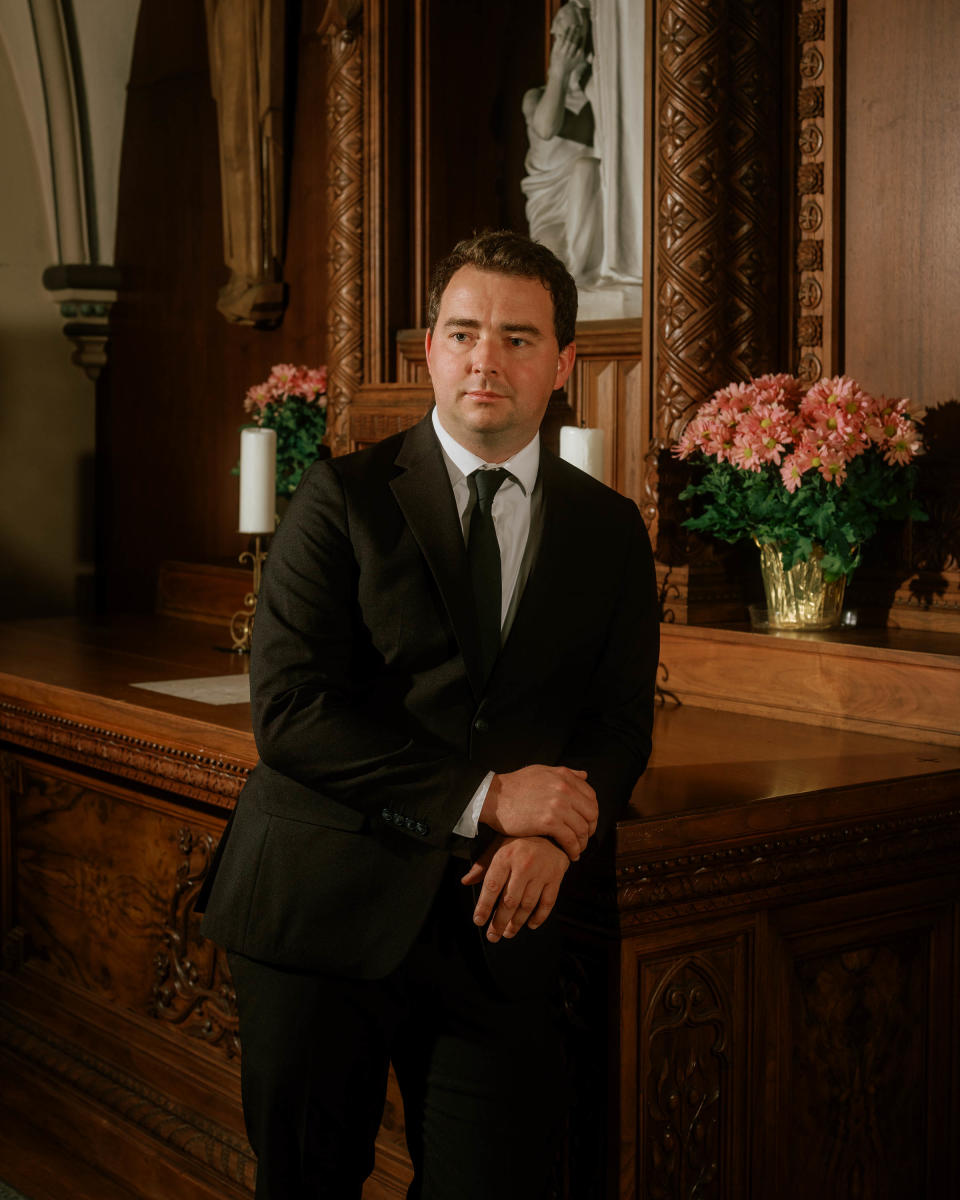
[755,541,846,630]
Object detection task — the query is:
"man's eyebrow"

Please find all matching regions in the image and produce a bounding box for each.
[502,323,544,337]
[440,317,545,338]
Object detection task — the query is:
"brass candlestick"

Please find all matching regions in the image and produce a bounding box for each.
[229,536,268,653]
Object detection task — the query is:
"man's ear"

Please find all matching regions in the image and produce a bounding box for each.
[554,341,576,391]
[424,328,433,374]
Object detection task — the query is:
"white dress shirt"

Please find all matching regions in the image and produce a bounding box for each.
[431,407,540,837]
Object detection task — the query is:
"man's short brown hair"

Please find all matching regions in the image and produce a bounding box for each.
[427,230,578,350]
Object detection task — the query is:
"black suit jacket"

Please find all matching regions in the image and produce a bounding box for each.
[201,414,658,987]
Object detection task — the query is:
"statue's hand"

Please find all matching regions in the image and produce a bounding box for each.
[547,26,585,83]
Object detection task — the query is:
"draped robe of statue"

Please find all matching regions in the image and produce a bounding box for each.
[205,0,287,326]
[522,0,644,318]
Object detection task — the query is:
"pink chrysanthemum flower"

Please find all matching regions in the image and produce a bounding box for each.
[817,448,848,485]
[802,374,866,417]
[730,434,763,472]
[779,453,810,493]
[243,383,271,415]
[881,415,922,465]
[267,363,299,393]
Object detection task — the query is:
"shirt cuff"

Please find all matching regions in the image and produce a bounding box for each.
[452,771,494,838]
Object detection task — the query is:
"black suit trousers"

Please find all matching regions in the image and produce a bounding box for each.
[228,862,568,1200]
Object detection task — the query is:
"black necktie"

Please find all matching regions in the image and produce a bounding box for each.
[467,468,508,681]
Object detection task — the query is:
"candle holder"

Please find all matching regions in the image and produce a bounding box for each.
[229,536,267,653]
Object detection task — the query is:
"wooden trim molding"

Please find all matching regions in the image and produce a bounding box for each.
[320,1,364,456]
[657,622,960,745]
[0,697,248,807]
[0,1002,255,1194]
[791,0,843,379]
[615,797,960,924]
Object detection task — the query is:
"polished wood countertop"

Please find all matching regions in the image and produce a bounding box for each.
[0,616,256,766]
[1,616,958,831]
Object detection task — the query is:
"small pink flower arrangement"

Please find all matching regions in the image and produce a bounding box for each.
[239,363,328,496]
[674,373,925,580]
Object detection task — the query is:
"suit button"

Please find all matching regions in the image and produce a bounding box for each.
[473,718,489,734]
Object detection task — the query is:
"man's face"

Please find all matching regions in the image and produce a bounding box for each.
[425,266,576,462]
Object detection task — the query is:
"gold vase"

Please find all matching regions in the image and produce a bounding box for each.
[755,541,846,630]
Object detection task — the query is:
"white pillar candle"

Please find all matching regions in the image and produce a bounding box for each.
[239,427,277,533]
[559,426,605,482]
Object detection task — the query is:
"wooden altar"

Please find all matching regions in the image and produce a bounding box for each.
[1,614,958,1198]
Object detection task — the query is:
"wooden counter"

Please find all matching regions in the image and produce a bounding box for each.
[1,618,958,1198]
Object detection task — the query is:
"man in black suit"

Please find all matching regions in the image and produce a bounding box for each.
[201,231,659,1199]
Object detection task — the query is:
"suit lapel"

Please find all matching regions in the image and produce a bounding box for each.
[390,416,486,697]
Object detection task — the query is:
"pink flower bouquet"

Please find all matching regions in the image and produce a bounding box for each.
[673,374,925,580]
[241,363,328,496]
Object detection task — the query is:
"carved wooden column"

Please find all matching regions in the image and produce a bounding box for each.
[320,1,364,456]
[791,0,842,382]
[644,0,782,617]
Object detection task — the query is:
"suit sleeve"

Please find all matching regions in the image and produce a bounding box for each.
[559,503,659,846]
[249,461,487,846]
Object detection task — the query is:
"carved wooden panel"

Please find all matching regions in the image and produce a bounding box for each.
[14,765,173,1004]
[646,0,783,551]
[771,901,958,1199]
[8,756,233,1053]
[634,933,750,1200]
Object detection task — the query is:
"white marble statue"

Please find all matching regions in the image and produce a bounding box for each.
[522,0,644,319]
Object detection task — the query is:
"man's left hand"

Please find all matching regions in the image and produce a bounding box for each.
[461,836,570,942]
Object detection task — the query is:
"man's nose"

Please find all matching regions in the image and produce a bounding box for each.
[471,338,501,375]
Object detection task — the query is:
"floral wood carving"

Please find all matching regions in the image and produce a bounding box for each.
[320,2,364,457]
[152,826,240,1058]
[647,0,781,556]
[0,1004,255,1189]
[0,698,248,807]
[617,805,960,925]
[646,961,725,1198]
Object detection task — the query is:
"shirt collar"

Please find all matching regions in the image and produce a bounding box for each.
[431,406,539,496]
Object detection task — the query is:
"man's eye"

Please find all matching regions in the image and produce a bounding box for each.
[451,332,469,343]
[509,337,528,348]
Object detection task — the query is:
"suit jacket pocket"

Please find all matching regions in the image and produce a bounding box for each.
[250,762,366,830]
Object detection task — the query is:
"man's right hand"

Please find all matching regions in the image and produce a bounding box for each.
[479,765,598,861]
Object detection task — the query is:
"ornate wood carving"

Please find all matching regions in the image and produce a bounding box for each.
[792,0,840,381]
[152,826,240,1058]
[789,936,928,1195]
[0,1003,255,1191]
[617,805,960,925]
[320,2,364,456]
[646,961,725,1197]
[0,697,248,807]
[646,0,782,554]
